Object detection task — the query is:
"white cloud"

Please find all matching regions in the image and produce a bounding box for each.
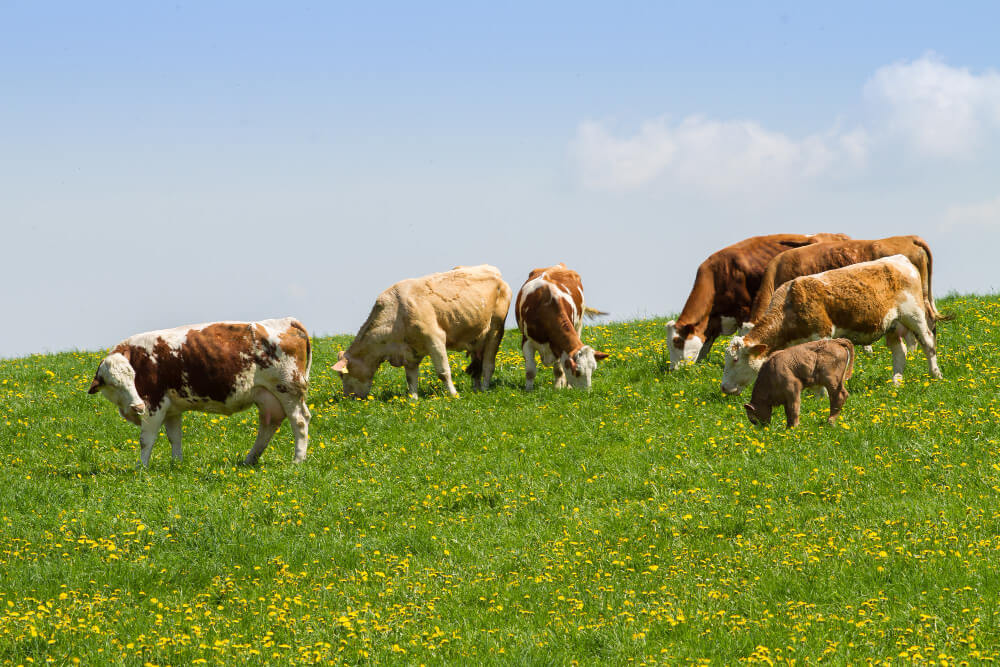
[571,115,867,195]
[943,195,1000,229]
[864,53,1000,157]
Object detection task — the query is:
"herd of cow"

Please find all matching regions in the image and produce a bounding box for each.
[86,234,949,465]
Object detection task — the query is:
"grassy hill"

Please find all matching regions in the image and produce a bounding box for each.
[2,294,999,664]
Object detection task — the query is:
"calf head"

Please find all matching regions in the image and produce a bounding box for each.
[665,320,703,370]
[720,336,768,395]
[743,401,773,426]
[561,346,610,389]
[88,352,146,425]
[332,351,374,399]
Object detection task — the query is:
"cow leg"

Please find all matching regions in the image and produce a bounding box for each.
[553,360,568,389]
[285,399,311,463]
[138,412,166,467]
[428,339,458,396]
[522,339,537,390]
[885,328,906,385]
[784,397,801,429]
[478,325,505,391]
[405,361,420,399]
[164,413,184,462]
[695,335,717,363]
[910,323,943,380]
[245,389,285,465]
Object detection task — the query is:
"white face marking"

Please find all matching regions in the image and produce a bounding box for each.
[720,335,764,395]
[666,321,703,369]
[96,353,145,419]
[563,347,599,389]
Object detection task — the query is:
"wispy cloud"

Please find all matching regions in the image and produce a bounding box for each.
[572,54,1000,195]
[943,194,1000,229]
[865,53,1000,158]
[571,116,867,196]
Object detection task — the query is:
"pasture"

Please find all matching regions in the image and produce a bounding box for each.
[2,294,999,664]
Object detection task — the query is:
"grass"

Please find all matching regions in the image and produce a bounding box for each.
[2,293,999,664]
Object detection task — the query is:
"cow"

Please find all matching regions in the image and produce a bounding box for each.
[515,263,609,390]
[665,233,849,369]
[720,255,944,396]
[333,264,512,399]
[743,235,942,331]
[87,317,311,467]
[743,338,855,428]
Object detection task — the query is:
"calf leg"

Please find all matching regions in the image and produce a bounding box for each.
[428,338,458,396]
[286,401,311,463]
[827,382,849,424]
[784,396,801,429]
[522,339,537,390]
[164,413,184,462]
[405,361,420,399]
[912,325,943,379]
[245,388,285,465]
[478,323,505,391]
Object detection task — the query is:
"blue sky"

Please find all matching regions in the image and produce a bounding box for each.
[3,2,1000,357]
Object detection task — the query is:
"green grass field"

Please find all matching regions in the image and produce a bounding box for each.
[2,294,999,665]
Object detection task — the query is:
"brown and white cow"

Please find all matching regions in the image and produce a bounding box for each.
[333,264,512,399]
[743,235,942,330]
[666,233,849,369]
[720,255,944,395]
[515,263,609,390]
[88,317,311,467]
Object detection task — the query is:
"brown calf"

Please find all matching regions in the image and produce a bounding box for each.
[743,339,855,428]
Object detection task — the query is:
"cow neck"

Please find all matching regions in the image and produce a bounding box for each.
[547,311,584,360]
[675,264,715,339]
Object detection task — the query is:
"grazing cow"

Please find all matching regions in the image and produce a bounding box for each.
[515,263,609,390]
[744,235,942,330]
[743,338,855,428]
[720,255,944,395]
[333,264,512,399]
[88,318,311,466]
[666,233,849,369]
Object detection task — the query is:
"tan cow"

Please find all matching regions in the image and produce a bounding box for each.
[515,263,609,390]
[333,265,512,399]
[721,255,944,395]
[88,318,311,466]
[666,232,849,369]
[744,235,942,330]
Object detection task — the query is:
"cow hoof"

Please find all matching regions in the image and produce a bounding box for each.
[892,375,904,386]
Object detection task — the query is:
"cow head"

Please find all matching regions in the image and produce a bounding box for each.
[743,402,773,426]
[88,352,146,425]
[561,346,609,389]
[665,320,703,370]
[720,336,768,395]
[332,351,374,399]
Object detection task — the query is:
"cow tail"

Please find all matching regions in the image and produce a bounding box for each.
[583,306,609,319]
[289,319,312,384]
[913,237,953,324]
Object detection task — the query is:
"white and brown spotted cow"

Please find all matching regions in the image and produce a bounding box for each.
[515,263,609,390]
[666,233,849,369]
[721,256,945,395]
[88,317,311,466]
[333,265,512,399]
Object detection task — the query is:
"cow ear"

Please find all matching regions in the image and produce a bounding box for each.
[88,375,103,394]
[748,343,768,358]
[593,350,609,361]
[332,353,350,374]
[564,355,578,372]
[744,403,756,414]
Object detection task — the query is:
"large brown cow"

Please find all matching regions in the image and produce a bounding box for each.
[666,233,849,369]
[744,235,942,330]
[333,265,512,399]
[88,318,311,466]
[515,263,609,390]
[720,256,944,395]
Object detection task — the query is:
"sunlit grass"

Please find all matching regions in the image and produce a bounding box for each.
[1,294,998,663]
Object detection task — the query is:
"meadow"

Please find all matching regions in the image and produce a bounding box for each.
[2,294,999,665]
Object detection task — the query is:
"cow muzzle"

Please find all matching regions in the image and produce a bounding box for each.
[720,382,743,396]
